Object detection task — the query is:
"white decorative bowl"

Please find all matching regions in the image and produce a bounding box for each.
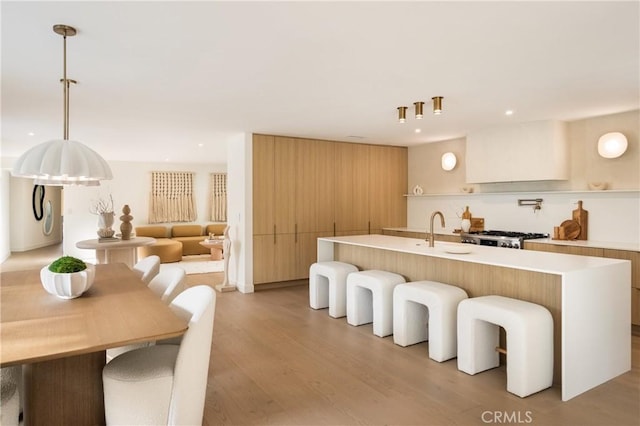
[40,264,96,299]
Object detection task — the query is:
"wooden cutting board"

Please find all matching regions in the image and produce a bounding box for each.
[560,219,581,240]
[572,200,588,240]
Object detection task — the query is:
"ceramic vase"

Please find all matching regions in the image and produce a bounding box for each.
[461,218,471,233]
[97,212,115,238]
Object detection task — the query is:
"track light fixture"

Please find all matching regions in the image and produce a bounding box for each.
[432,96,443,115]
[414,102,424,119]
[397,106,407,123]
[397,97,444,123]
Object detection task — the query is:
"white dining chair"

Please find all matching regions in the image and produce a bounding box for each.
[0,366,21,426]
[106,267,187,362]
[103,285,216,425]
[132,255,161,284]
[147,267,186,304]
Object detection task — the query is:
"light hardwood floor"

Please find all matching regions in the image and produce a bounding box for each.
[2,246,639,425]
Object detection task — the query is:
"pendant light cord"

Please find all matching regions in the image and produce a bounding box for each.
[62,32,69,140]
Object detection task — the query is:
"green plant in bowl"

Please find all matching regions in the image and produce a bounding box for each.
[41,256,94,299]
[48,256,87,273]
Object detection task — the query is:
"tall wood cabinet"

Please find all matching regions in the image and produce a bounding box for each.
[253,134,407,285]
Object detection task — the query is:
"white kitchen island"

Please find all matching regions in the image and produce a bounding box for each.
[318,234,631,401]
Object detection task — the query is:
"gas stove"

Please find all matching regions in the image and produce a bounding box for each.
[461,230,549,249]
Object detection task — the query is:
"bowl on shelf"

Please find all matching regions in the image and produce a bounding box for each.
[460,186,474,194]
[588,182,608,191]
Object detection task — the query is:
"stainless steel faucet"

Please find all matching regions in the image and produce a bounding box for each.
[428,211,445,247]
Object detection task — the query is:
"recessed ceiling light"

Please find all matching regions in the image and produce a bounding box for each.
[197,143,204,147]
[414,129,421,133]
[27,132,35,136]
[505,110,514,116]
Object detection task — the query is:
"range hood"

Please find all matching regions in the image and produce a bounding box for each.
[465,120,569,183]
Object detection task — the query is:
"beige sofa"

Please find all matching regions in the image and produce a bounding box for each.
[136,224,226,263]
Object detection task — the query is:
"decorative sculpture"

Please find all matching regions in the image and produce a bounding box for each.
[120,205,133,240]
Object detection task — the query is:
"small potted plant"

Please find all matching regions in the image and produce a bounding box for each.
[40,256,95,299]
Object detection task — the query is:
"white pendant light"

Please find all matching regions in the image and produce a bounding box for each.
[12,24,112,186]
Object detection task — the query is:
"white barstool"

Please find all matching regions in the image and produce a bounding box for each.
[393,281,468,362]
[457,295,554,398]
[346,270,405,337]
[309,261,359,318]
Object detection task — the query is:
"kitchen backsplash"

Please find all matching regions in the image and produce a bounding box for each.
[406,191,639,245]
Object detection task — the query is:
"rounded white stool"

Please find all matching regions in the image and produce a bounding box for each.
[393,281,468,362]
[346,270,406,337]
[309,261,359,318]
[457,295,554,398]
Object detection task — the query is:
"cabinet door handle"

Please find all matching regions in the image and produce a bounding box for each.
[333,222,336,236]
[295,224,298,243]
[273,225,276,244]
[368,221,371,234]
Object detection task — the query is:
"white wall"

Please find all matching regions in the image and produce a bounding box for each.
[407,191,639,244]
[226,133,253,293]
[0,170,11,262]
[64,160,226,261]
[407,110,640,245]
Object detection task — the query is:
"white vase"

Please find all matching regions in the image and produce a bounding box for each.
[461,219,471,233]
[98,212,115,238]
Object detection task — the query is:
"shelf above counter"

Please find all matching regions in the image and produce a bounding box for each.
[404,189,639,197]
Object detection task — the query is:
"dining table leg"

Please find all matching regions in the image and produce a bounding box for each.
[23,351,106,426]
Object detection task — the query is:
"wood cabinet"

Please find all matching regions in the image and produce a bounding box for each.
[296,138,335,233]
[523,242,603,257]
[604,249,640,326]
[252,135,298,284]
[335,142,370,234]
[369,145,407,234]
[525,242,639,326]
[253,134,407,285]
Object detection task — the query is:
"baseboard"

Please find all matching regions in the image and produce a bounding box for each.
[254,279,308,291]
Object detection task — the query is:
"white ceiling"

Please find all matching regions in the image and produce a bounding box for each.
[1,1,638,165]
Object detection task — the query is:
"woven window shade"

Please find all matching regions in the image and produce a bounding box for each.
[210,173,227,222]
[149,171,197,223]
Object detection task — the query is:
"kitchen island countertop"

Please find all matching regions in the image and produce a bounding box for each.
[320,234,628,275]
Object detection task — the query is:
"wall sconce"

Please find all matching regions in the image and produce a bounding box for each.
[414,102,424,119]
[432,96,443,115]
[441,152,457,171]
[397,106,407,123]
[597,132,628,158]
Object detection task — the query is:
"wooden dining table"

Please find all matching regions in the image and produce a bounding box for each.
[0,263,188,426]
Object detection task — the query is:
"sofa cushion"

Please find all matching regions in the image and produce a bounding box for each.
[171,225,203,238]
[205,224,227,236]
[173,236,210,256]
[136,226,169,238]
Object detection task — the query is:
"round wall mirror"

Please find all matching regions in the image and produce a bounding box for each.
[43,200,54,236]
